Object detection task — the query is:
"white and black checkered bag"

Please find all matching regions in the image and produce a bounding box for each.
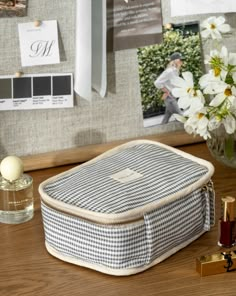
[39,140,215,276]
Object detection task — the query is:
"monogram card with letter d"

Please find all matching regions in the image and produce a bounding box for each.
[18,20,60,67]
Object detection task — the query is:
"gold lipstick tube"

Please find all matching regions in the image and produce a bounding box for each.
[218,196,236,248]
[222,196,235,222]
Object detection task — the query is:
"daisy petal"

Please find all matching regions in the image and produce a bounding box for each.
[209,93,225,107]
[174,114,186,123]
[172,88,188,99]
[201,29,211,39]
[171,76,188,88]
[211,30,222,40]
[182,72,194,87]
[178,96,191,109]
[215,16,225,26]
[219,24,231,33]
[224,115,236,134]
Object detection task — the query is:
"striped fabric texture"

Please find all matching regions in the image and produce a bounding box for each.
[43,143,209,214]
[41,187,213,271]
[40,141,215,275]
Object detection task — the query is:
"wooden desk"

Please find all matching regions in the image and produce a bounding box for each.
[1,143,236,296]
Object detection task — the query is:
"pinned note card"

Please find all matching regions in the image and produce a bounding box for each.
[18,20,60,67]
[170,0,236,16]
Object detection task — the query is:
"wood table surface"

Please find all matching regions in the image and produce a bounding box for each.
[1,142,236,296]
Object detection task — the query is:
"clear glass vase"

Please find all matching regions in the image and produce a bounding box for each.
[207,126,236,168]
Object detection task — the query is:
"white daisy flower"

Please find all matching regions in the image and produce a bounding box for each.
[209,84,236,107]
[201,16,231,40]
[200,72,227,95]
[205,46,228,65]
[177,106,210,139]
[204,46,236,78]
[200,71,225,90]
[171,72,204,109]
[184,110,210,140]
[195,112,210,139]
[184,98,205,116]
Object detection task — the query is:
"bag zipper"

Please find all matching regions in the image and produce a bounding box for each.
[41,179,215,227]
[41,199,144,227]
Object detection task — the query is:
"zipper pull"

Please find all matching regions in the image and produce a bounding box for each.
[202,180,214,193]
[202,179,215,227]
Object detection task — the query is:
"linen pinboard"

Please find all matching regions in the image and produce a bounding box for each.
[39,140,215,276]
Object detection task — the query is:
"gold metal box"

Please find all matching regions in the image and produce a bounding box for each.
[196,251,236,276]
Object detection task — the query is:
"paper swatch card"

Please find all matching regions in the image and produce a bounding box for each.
[18,20,60,67]
[0,73,73,111]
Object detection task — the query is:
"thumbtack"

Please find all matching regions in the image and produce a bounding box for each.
[15,71,23,78]
[34,20,41,27]
[164,23,172,30]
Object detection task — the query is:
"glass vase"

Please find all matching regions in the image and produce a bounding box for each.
[207,126,236,168]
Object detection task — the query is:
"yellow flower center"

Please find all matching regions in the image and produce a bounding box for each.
[187,88,197,96]
[224,88,232,97]
[197,113,204,119]
[210,23,216,30]
[214,67,221,77]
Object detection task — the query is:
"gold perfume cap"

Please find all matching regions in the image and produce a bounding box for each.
[222,196,235,222]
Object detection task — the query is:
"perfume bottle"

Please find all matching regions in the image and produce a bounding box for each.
[218,196,236,248]
[0,156,34,224]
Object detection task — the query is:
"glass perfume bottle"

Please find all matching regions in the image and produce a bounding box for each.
[0,156,34,224]
[218,196,236,248]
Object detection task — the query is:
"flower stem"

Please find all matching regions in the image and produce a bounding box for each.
[224,134,235,160]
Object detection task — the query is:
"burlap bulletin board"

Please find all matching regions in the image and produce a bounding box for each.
[0,0,235,169]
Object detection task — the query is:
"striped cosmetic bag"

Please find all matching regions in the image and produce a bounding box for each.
[39,140,215,276]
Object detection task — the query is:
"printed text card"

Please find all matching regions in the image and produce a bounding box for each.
[18,20,60,67]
